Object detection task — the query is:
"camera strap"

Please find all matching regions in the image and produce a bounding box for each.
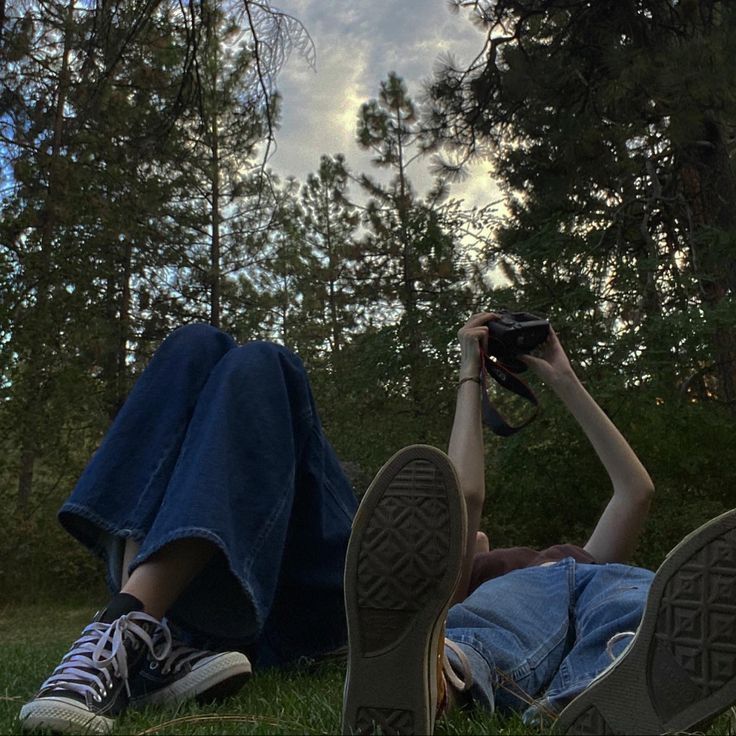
[480,354,540,436]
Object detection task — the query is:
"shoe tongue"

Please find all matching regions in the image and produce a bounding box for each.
[96,592,145,623]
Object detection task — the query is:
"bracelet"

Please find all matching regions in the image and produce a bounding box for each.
[458,376,482,387]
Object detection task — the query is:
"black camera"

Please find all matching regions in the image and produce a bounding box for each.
[485,310,550,373]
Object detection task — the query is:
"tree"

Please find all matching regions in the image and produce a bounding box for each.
[355,73,478,431]
[0,0,310,510]
[299,154,361,358]
[428,0,736,409]
[179,0,274,328]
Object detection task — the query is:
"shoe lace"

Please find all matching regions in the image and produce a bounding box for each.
[443,638,473,693]
[38,612,172,702]
[605,630,636,661]
[154,638,213,676]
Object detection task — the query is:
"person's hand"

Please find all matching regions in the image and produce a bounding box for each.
[458,312,497,380]
[519,327,576,387]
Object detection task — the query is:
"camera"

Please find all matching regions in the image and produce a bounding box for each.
[485,310,550,373]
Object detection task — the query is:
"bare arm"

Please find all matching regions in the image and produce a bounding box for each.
[522,329,654,563]
[448,312,495,602]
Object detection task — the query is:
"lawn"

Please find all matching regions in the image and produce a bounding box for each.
[1,603,734,735]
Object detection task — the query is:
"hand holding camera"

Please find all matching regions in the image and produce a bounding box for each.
[518,326,576,388]
[484,310,550,374]
[459,309,568,435]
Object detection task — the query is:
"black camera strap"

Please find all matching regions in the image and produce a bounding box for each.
[480,353,540,436]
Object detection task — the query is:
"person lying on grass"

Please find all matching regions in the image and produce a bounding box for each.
[19,314,736,736]
[340,313,736,736]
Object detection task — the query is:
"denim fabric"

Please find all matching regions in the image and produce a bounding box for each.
[58,324,358,667]
[446,558,654,718]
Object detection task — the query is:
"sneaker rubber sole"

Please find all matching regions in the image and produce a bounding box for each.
[554,508,736,735]
[19,696,115,735]
[341,445,466,736]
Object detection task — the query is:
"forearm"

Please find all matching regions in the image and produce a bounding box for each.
[551,370,654,562]
[449,381,485,504]
[448,379,485,602]
[448,311,497,601]
[552,371,654,501]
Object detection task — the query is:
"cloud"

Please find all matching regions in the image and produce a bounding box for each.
[270,0,493,206]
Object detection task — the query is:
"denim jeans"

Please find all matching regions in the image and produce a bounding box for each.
[58,324,358,668]
[446,558,654,719]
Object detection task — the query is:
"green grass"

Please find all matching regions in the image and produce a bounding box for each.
[1,603,734,735]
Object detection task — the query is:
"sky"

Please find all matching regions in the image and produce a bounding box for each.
[266,0,502,209]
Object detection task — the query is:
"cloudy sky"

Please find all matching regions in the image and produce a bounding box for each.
[267,0,501,209]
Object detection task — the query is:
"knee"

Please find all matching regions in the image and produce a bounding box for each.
[239,340,299,365]
[160,323,235,361]
[221,340,305,381]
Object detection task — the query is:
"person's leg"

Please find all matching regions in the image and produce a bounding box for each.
[124,340,357,706]
[443,559,577,716]
[20,325,243,734]
[22,330,355,733]
[120,538,252,712]
[254,424,357,667]
[59,322,237,591]
[521,562,652,724]
[54,331,353,653]
[554,508,736,735]
[341,445,466,736]
[116,339,356,653]
[121,537,217,619]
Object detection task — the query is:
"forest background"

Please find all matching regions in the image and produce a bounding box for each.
[1,0,735,602]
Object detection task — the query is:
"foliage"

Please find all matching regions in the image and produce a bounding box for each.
[0,0,734,598]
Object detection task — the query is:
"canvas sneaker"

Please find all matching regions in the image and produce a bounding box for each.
[341,445,467,735]
[554,508,736,735]
[19,593,171,735]
[129,629,251,708]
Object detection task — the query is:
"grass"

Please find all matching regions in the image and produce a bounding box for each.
[1,602,734,735]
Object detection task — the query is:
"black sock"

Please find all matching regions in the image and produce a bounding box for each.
[96,592,145,623]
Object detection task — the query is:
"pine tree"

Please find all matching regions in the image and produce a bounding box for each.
[179,0,274,329]
[429,0,736,408]
[356,73,476,431]
[299,154,361,358]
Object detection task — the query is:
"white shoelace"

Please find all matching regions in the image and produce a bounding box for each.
[443,638,474,692]
[152,639,212,676]
[605,630,636,661]
[38,612,172,702]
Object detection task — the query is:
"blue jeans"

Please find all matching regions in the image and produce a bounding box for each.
[59,324,358,668]
[446,558,654,718]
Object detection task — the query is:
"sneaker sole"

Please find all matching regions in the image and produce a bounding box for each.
[341,445,466,735]
[554,508,736,735]
[19,696,115,735]
[129,651,252,708]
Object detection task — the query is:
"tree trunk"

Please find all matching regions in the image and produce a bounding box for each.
[682,115,736,411]
[210,128,221,328]
[109,238,133,419]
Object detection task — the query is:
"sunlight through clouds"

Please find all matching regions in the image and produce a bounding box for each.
[269,0,499,209]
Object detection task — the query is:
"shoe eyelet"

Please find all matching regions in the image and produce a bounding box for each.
[93,694,102,703]
[150,661,159,671]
